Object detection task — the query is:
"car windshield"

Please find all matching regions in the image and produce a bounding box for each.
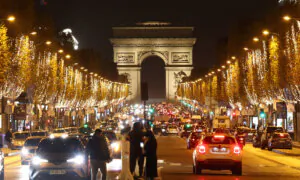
[103,132,117,141]
[31,132,47,136]
[37,138,83,154]
[267,127,284,133]
[191,133,202,138]
[53,129,65,133]
[14,133,30,139]
[203,136,236,144]
[24,138,42,146]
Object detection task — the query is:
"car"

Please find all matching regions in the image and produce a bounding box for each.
[103,131,121,159]
[31,130,48,137]
[29,137,90,180]
[64,127,79,134]
[192,134,242,175]
[11,131,31,150]
[78,126,93,136]
[235,127,256,142]
[21,136,44,165]
[180,124,193,138]
[167,125,179,135]
[50,128,68,138]
[187,132,204,149]
[0,145,4,180]
[261,126,284,149]
[267,132,292,151]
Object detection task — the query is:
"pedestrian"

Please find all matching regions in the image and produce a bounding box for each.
[128,122,145,177]
[86,129,112,180]
[143,130,158,180]
[5,129,12,149]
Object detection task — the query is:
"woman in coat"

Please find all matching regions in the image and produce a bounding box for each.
[144,130,158,180]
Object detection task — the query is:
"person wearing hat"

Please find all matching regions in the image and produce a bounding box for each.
[86,129,112,180]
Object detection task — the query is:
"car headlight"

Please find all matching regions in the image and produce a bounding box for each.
[111,142,120,152]
[32,156,48,165]
[21,148,29,155]
[61,134,68,138]
[49,134,55,139]
[67,155,84,165]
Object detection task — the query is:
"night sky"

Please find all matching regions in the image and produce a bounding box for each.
[42,0,277,98]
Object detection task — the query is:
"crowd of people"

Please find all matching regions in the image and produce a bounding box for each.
[82,121,158,180]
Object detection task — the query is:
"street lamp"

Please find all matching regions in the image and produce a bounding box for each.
[283,15,292,21]
[30,31,37,36]
[7,15,16,22]
[262,30,270,36]
[226,60,231,64]
[231,56,236,60]
[58,49,64,54]
[243,47,249,51]
[221,65,226,69]
[45,40,52,45]
[65,54,71,59]
[253,37,259,42]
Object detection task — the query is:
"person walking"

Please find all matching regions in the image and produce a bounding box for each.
[86,129,111,180]
[5,129,12,149]
[128,122,145,177]
[143,130,158,180]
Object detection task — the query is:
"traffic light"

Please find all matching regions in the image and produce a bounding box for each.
[186,124,191,128]
[84,124,88,128]
[149,108,154,114]
[259,109,266,119]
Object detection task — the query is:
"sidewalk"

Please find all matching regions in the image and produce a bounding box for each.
[1,148,20,157]
[272,145,300,156]
[292,141,300,148]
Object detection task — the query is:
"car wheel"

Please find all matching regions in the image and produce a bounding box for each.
[195,162,202,174]
[232,162,242,175]
[267,145,272,151]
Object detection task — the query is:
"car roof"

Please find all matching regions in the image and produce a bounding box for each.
[26,136,45,140]
[31,130,47,132]
[13,131,30,134]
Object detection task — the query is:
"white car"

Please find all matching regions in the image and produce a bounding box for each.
[167,125,179,135]
[192,134,242,175]
[50,129,68,138]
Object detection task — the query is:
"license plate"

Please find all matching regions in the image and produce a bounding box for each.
[248,133,253,136]
[50,170,66,175]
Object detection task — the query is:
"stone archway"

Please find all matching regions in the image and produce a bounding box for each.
[110,22,196,102]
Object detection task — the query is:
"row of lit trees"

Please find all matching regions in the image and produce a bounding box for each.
[177,15,300,108]
[0,18,129,109]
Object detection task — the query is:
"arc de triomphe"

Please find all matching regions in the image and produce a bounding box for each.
[110,22,196,102]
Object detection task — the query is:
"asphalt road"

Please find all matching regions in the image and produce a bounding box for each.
[4,135,300,180]
[157,136,300,180]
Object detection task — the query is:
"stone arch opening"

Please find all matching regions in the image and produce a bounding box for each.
[141,56,166,102]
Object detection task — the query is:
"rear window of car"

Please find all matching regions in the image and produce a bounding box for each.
[191,133,202,138]
[25,138,42,146]
[267,127,284,133]
[14,133,30,139]
[37,138,83,153]
[273,134,290,139]
[53,129,65,133]
[203,136,236,144]
[31,132,47,136]
[103,132,117,141]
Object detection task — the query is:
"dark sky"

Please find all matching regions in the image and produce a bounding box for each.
[44,0,277,69]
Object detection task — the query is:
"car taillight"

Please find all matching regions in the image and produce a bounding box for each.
[198,145,206,154]
[234,146,240,154]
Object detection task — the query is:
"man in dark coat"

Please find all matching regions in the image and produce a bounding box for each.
[144,130,158,180]
[86,129,111,180]
[5,129,12,149]
[128,122,145,177]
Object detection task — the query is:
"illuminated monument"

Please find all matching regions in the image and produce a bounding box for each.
[110,22,196,102]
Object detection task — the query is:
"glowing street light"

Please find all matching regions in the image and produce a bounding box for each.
[211,71,215,74]
[217,69,221,72]
[58,49,64,54]
[243,47,249,51]
[253,37,259,42]
[7,15,16,22]
[30,31,37,36]
[221,65,226,69]
[65,54,71,59]
[283,15,291,21]
[80,66,85,70]
[226,60,231,64]
[262,30,270,36]
[231,56,236,60]
[45,41,52,45]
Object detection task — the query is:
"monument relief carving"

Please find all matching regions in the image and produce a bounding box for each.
[172,52,190,63]
[117,53,135,63]
[138,51,169,62]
